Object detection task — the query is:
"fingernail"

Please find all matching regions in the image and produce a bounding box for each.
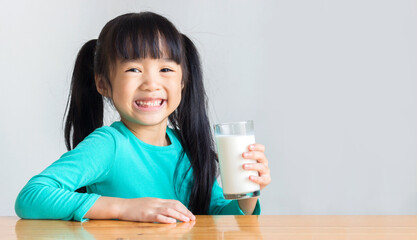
[243,164,249,169]
[249,145,255,150]
[243,152,251,157]
[184,217,190,222]
[191,215,196,220]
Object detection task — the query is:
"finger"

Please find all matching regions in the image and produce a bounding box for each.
[248,143,265,152]
[242,151,268,165]
[180,220,196,228]
[155,214,177,224]
[249,175,271,185]
[163,207,192,222]
[165,221,196,234]
[168,200,196,221]
[242,163,269,175]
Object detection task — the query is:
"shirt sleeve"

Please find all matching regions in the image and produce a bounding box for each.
[15,127,117,222]
[208,179,261,215]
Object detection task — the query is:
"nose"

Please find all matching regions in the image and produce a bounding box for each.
[139,72,161,92]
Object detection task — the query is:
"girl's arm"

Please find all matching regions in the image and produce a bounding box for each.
[83,196,121,219]
[208,179,261,215]
[15,127,116,222]
[16,126,194,223]
[237,197,259,215]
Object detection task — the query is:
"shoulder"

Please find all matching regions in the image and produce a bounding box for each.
[77,122,128,151]
[88,122,129,141]
[84,126,117,143]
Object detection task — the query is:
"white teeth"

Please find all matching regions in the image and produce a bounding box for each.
[136,100,163,107]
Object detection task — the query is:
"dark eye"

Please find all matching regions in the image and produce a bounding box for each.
[161,68,173,73]
[127,68,141,73]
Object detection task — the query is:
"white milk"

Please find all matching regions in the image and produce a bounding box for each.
[215,135,260,195]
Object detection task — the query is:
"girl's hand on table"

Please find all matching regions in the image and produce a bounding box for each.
[118,198,195,224]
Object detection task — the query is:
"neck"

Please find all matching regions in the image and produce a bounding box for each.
[120,118,171,146]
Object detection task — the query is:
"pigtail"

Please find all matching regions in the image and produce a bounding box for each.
[170,34,218,214]
[64,39,103,151]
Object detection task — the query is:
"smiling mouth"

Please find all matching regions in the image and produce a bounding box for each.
[135,99,165,107]
[134,99,167,111]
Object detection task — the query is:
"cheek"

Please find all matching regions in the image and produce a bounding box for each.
[167,85,182,110]
[110,83,133,106]
[173,83,183,101]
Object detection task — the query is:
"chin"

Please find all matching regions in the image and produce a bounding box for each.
[136,118,168,127]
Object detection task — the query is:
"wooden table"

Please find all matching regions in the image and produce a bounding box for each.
[2,215,417,239]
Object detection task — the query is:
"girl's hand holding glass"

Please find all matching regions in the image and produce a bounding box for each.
[242,144,271,190]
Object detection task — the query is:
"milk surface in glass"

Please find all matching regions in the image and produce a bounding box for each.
[216,134,260,195]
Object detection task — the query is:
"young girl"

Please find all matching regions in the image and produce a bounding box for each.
[15,12,271,223]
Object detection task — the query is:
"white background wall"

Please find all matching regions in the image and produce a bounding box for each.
[1,0,416,216]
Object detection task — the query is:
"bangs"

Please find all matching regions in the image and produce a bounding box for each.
[110,13,183,64]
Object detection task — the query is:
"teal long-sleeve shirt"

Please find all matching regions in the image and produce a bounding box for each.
[15,121,260,222]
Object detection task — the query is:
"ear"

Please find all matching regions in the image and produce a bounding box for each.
[95,74,111,98]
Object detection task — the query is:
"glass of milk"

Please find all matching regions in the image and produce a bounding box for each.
[214,120,260,200]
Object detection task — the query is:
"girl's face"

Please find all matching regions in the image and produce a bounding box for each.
[102,56,183,129]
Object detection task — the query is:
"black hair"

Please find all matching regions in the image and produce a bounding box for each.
[64,12,218,214]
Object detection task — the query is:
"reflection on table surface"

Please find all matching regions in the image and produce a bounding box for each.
[2,215,417,239]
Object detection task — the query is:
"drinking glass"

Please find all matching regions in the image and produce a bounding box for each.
[214,120,260,200]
